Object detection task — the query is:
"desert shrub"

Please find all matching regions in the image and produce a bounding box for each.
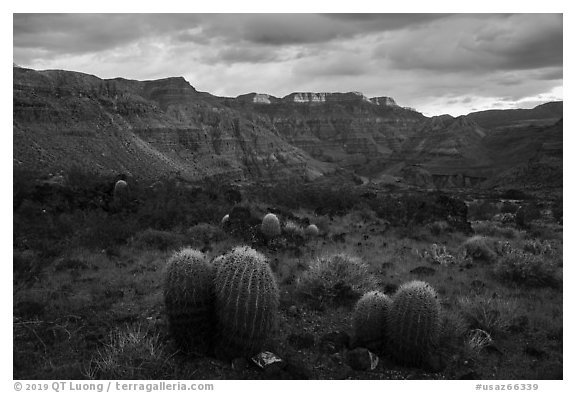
[457,295,519,337]
[79,211,139,249]
[515,203,541,228]
[522,239,554,255]
[468,200,499,221]
[494,249,560,288]
[283,220,304,238]
[130,229,187,251]
[472,221,520,240]
[500,202,519,214]
[296,253,378,308]
[85,324,175,379]
[427,220,450,236]
[460,236,497,263]
[426,244,457,265]
[187,223,226,245]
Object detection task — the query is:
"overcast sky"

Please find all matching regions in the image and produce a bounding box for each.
[13,13,563,116]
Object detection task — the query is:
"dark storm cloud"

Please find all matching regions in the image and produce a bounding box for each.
[13,13,563,116]
[377,14,562,73]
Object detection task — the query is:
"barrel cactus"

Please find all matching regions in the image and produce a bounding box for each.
[387,280,441,366]
[113,179,129,207]
[221,214,230,227]
[163,248,215,354]
[304,224,319,238]
[352,290,392,352]
[213,246,279,358]
[261,213,281,239]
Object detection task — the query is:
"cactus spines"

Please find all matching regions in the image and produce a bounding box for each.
[213,246,279,358]
[305,224,319,238]
[163,248,215,354]
[261,213,281,239]
[387,280,441,366]
[352,290,392,352]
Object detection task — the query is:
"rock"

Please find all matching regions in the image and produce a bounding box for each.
[288,332,315,350]
[252,352,310,379]
[409,266,436,276]
[346,348,379,371]
[319,331,350,354]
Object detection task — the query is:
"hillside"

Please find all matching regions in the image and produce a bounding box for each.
[13,66,334,182]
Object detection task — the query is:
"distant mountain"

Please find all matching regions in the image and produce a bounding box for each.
[466,102,563,130]
[12,65,563,190]
[13,66,334,182]
[221,90,425,172]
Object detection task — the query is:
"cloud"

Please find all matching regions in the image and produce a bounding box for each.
[376,14,562,73]
[13,13,563,116]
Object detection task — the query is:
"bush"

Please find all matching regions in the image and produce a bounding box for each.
[296,253,378,308]
[130,229,187,251]
[427,220,450,236]
[85,324,174,379]
[468,200,499,221]
[461,236,497,263]
[458,295,519,337]
[472,221,520,240]
[515,203,541,228]
[187,223,226,245]
[494,249,560,288]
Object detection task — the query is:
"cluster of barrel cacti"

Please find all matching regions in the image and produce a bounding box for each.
[163,246,279,359]
[352,280,441,367]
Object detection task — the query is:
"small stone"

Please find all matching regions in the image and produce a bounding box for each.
[346,348,379,371]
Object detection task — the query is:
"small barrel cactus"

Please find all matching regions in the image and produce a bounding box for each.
[221,214,230,227]
[213,246,279,358]
[352,290,392,352]
[163,248,215,354]
[304,224,319,238]
[387,280,441,366]
[261,213,281,239]
[113,179,130,207]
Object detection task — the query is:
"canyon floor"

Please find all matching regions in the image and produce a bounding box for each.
[13,173,563,380]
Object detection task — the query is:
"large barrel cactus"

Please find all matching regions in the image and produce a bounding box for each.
[352,290,392,352]
[213,246,279,358]
[387,280,441,366]
[261,213,281,239]
[163,248,215,354]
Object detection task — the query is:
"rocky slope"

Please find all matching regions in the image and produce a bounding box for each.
[13,66,333,182]
[13,65,563,190]
[466,102,563,130]
[222,91,425,174]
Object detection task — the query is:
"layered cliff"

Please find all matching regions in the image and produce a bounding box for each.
[223,91,426,173]
[13,66,333,182]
